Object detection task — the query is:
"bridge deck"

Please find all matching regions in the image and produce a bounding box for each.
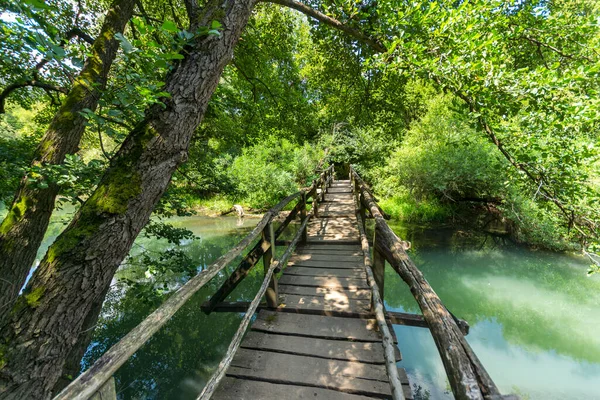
[213,180,412,399]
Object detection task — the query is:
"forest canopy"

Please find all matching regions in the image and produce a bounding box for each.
[0,0,599,398]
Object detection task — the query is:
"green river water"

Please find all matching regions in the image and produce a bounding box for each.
[32,215,600,399]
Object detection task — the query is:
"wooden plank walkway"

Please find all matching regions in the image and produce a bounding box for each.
[213,180,412,399]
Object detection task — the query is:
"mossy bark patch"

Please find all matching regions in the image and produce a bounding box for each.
[0,196,33,236]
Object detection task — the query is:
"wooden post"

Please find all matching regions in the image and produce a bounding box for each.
[300,191,307,244]
[262,221,278,308]
[353,175,360,208]
[359,192,366,230]
[320,173,326,203]
[372,232,385,303]
[312,179,319,218]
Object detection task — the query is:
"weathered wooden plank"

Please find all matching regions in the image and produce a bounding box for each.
[281,293,371,314]
[308,236,360,243]
[320,207,355,214]
[319,212,357,218]
[321,201,354,208]
[328,187,353,193]
[308,226,359,235]
[284,266,366,278]
[227,349,392,397]
[306,240,361,246]
[252,310,381,342]
[278,275,370,289]
[287,259,363,269]
[309,218,358,226]
[295,249,363,257]
[278,284,371,300]
[324,194,355,201]
[289,253,363,262]
[296,244,362,251]
[240,331,400,364]
[213,377,376,400]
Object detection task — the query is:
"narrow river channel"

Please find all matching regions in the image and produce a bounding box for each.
[33,214,600,399]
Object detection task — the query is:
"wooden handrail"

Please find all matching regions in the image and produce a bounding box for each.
[202,165,334,313]
[198,207,314,399]
[353,194,405,400]
[55,165,334,400]
[350,167,510,400]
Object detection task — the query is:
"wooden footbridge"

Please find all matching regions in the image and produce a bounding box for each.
[56,166,517,400]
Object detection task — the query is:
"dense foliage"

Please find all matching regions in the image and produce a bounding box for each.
[1,0,598,259]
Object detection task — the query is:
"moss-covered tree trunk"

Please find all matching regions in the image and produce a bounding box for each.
[0,0,136,329]
[0,0,255,398]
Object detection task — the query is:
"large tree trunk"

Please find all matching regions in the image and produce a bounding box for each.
[0,0,136,329]
[50,287,109,396]
[0,0,256,398]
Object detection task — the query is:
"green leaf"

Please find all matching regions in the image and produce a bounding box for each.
[24,0,52,10]
[161,20,178,33]
[164,52,184,60]
[115,33,134,53]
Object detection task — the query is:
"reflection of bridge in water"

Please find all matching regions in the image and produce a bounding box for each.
[56,166,517,400]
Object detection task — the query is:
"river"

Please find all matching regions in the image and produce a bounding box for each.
[32,215,600,399]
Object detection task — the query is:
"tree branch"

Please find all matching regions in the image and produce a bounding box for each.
[262,0,386,53]
[231,60,280,103]
[135,0,165,45]
[520,35,593,63]
[183,0,200,26]
[0,81,68,113]
[33,28,95,72]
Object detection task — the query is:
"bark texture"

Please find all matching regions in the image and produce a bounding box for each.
[0,0,256,398]
[0,0,136,329]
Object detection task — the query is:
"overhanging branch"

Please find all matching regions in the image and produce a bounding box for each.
[262,0,386,53]
[0,80,68,114]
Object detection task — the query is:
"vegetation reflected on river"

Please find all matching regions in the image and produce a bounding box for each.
[81,216,263,400]
[78,216,599,400]
[383,222,600,400]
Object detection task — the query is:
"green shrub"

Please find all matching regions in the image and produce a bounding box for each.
[379,194,452,223]
[228,138,323,209]
[374,94,506,202]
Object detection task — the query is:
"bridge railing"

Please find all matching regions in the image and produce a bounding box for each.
[350,166,516,400]
[54,166,334,400]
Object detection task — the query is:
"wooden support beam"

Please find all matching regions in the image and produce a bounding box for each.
[300,191,307,244]
[202,197,305,314]
[263,221,278,308]
[372,245,386,302]
[313,179,319,218]
[210,301,428,330]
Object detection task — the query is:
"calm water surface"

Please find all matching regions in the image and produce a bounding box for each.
[384,222,600,400]
[34,214,599,399]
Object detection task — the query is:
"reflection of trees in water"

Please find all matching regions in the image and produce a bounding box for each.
[412,384,431,400]
[82,227,263,399]
[382,224,599,364]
